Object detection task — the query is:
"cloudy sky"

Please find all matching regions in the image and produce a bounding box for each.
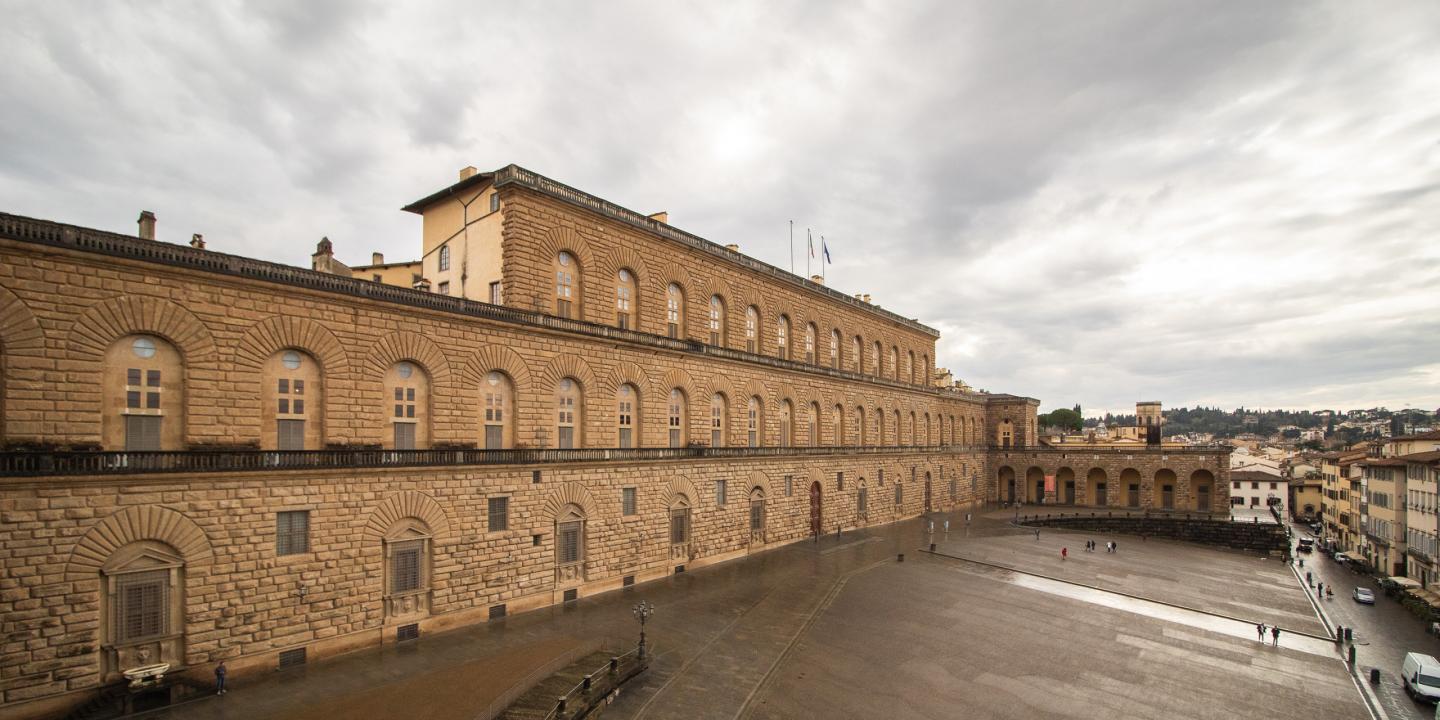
[4,1,1438,417]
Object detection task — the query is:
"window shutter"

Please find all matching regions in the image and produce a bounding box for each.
[391,543,422,594]
[394,422,416,450]
[278,419,305,450]
[125,415,162,451]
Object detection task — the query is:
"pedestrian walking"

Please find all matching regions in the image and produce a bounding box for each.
[1061,547,1068,561]
[1271,626,1281,647]
[1256,623,1266,641]
[1317,581,1324,597]
[215,660,227,696]
[1112,541,1118,553]
[1306,571,1312,586]
[944,519,950,533]
[1035,528,1040,541]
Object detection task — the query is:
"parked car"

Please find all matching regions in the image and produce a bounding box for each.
[1353,587,1376,604]
[1297,538,1314,553]
[1401,652,1440,702]
[1333,552,1352,564]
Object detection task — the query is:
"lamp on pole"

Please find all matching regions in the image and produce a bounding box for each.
[632,601,655,661]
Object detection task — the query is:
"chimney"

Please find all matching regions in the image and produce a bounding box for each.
[372,252,385,266]
[137,211,156,240]
[459,166,478,181]
[810,274,824,285]
[647,211,669,224]
[189,233,205,249]
[725,244,740,252]
[315,237,333,256]
[413,278,432,292]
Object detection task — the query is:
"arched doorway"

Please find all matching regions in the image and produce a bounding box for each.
[1156,469,1177,510]
[1191,469,1215,512]
[1026,466,1045,503]
[999,466,1016,503]
[809,481,822,535]
[1120,468,1141,508]
[924,472,932,512]
[1057,467,1075,504]
[1087,468,1108,507]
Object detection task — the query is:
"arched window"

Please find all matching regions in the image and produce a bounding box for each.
[616,384,638,448]
[104,335,184,451]
[895,478,904,506]
[858,480,869,517]
[555,378,582,449]
[907,351,916,384]
[554,251,578,319]
[749,487,766,543]
[776,315,790,360]
[807,402,820,446]
[745,306,759,353]
[266,349,322,450]
[851,336,862,373]
[615,269,636,329]
[555,504,586,578]
[383,518,433,619]
[908,411,917,447]
[778,400,793,447]
[387,361,429,450]
[482,371,514,449]
[710,393,728,447]
[829,329,840,368]
[804,323,817,364]
[950,415,958,446]
[871,341,881,377]
[666,283,685,338]
[893,409,902,446]
[831,404,843,446]
[890,346,899,380]
[668,388,687,448]
[708,295,726,346]
[921,354,929,385]
[876,408,886,446]
[856,406,867,445]
[670,493,692,546]
[924,414,932,446]
[747,396,762,447]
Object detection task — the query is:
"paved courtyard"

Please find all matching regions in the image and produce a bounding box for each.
[156,506,1374,720]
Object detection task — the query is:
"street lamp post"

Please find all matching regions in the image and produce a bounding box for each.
[632,601,655,661]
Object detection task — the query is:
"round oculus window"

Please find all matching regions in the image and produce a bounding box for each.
[131,336,157,359]
[397,362,414,379]
[282,351,302,370]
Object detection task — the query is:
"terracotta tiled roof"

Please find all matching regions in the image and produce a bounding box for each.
[1399,450,1440,464]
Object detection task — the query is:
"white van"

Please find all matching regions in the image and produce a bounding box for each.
[1402,652,1440,702]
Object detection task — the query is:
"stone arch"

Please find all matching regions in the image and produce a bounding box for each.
[661,475,701,509]
[1191,469,1216,512]
[656,368,699,402]
[66,505,214,582]
[1025,466,1046,503]
[605,361,651,397]
[1120,468,1142,508]
[536,226,597,275]
[68,295,217,366]
[1156,468,1179,509]
[748,470,774,497]
[233,315,347,375]
[0,284,45,357]
[998,465,1017,504]
[463,345,533,394]
[702,373,738,405]
[537,353,598,391]
[740,377,769,404]
[1086,467,1109,506]
[364,331,452,386]
[601,246,651,289]
[1056,467,1076,504]
[365,490,452,542]
[542,481,600,522]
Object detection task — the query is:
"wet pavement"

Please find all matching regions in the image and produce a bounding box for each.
[1291,524,1440,720]
[154,506,1377,720]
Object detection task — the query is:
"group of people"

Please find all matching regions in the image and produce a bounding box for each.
[1256,622,1282,646]
[1061,539,1119,560]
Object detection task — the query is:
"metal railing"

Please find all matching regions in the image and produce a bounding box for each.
[0,212,980,403]
[541,644,647,720]
[478,640,604,720]
[0,444,980,478]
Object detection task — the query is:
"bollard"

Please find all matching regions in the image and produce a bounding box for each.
[1348,646,1356,665]
[1345,627,1353,642]
[1333,628,1343,645]
[929,543,936,552]
[610,657,619,673]
[1370,668,1380,684]
[583,675,592,692]
[897,553,905,562]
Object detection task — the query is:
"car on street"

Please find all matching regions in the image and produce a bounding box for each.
[1401,652,1440,703]
[1333,552,1352,564]
[1297,538,1314,553]
[1353,587,1376,604]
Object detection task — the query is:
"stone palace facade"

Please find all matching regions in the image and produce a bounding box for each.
[0,164,1229,717]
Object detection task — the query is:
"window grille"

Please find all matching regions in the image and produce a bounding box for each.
[558,521,582,565]
[124,415,162,451]
[784,475,793,496]
[115,570,168,643]
[670,509,690,544]
[393,422,416,449]
[278,648,307,669]
[622,488,637,516]
[277,419,306,450]
[750,501,764,531]
[396,623,419,642]
[485,425,504,449]
[858,487,868,514]
[716,480,727,507]
[489,193,500,213]
[489,604,507,619]
[276,511,310,555]
[488,497,509,531]
[391,541,423,594]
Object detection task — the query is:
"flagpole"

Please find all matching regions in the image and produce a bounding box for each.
[806,228,812,278]
[821,236,827,284]
[789,220,794,275]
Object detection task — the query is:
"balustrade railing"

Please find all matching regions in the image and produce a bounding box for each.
[0,444,980,478]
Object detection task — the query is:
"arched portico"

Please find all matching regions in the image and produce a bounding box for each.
[998,466,1016,504]
[1025,466,1045,503]
[1056,467,1075,504]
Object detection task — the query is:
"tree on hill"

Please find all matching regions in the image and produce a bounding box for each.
[1040,407,1083,432]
